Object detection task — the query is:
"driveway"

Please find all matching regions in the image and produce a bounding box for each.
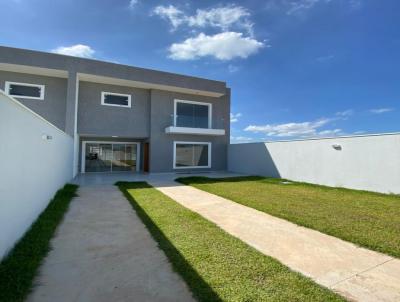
[28,185,194,302]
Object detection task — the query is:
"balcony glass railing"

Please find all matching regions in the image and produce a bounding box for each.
[171,115,225,129]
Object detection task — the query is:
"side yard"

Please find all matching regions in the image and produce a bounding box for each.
[117,182,344,302]
[177,176,400,258]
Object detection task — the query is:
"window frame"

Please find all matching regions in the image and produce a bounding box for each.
[101,91,132,108]
[5,81,45,100]
[173,141,212,169]
[174,99,212,129]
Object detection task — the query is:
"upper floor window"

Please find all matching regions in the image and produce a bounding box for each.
[174,99,211,129]
[101,92,131,108]
[5,81,45,100]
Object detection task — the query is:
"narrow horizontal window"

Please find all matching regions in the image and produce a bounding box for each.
[175,100,211,129]
[5,81,45,100]
[174,142,211,169]
[101,92,131,108]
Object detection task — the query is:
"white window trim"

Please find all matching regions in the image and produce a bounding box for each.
[173,141,211,169]
[81,141,140,173]
[5,81,45,100]
[174,99,212,129]
[101,92,132,108]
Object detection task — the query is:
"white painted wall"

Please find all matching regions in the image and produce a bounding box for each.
[0,90,73,259]
[229,134,400,194]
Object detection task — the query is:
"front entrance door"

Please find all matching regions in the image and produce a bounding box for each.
[143,143,149,172]
[83,142,139,173]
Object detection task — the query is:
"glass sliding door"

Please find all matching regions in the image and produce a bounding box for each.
[112,144,128,172]
[125,144,137,171]
[84,142,138,173]
[84,143,112,172]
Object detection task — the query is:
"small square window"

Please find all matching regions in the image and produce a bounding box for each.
[5,81,45,100]
[101,92,131,108]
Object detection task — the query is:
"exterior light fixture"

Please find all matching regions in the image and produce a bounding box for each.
[332,144,342,150]
[41,134,52,140]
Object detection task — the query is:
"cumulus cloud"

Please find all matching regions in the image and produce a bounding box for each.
[51,44,95,58]
[245,118,334,137]
[230,112,242,123]
[152,5,185,29]
[153,4,253,34]
[369,108,394,114]
[169,32,264,60]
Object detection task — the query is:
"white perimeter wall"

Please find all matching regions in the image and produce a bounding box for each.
[0,90,73,259]
[229,134,400,194]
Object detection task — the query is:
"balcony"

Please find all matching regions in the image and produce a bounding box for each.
[165,115,226,136]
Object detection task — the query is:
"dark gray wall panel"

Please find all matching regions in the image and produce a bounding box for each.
[0,71,67,130]
[149,89,229,172]
[77,81,150,137]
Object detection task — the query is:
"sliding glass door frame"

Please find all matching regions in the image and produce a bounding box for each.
[81,141,140,173]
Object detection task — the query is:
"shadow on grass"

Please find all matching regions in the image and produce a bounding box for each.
[116,181,222,302]
[0,184,78,302]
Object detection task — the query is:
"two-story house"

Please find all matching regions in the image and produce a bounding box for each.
[0,46,230,176]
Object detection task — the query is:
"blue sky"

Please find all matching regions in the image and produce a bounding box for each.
[1,0,399,142]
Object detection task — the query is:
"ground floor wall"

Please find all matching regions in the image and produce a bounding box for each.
[228,134,400,194]
[149,134,228,173]
[0,91,73,259]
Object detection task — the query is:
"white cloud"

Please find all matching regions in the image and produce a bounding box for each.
[336,109,353,117]
[188,5,253,34]
[129,0,138,9]
[169,32,264,61]
[369,108,394,114]
[230,112,242,123]
[316,54,335,62]
[286,0,361,15]
[153,5,253,34]
[51,44,95,58]
[244,118,335,137]
[228,64,240,73]
[230,135,255,143]
[317,129,342,136]
[152,5,185,29]
[287,0,325,15]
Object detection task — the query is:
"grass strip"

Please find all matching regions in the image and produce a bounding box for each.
[117,181,344,302]
[177,176,400,258]
[0,184,78,302]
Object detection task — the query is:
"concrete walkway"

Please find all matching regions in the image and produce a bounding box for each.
[28,185,194,302]
[149,179,400,302]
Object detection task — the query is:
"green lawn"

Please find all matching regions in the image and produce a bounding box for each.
[117,181,344,302]
[177,176,400,258]
[0,184,78,302]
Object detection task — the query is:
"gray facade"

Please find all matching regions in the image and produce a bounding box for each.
[0,46,230,174]
[0,71,68,130]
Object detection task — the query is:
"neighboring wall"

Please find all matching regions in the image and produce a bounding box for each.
[0,70,68,130]
[0,90,73,259]
[228,134,400,194]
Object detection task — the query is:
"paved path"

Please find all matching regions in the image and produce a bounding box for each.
[28,185,194,302]
[149,179,400,302]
